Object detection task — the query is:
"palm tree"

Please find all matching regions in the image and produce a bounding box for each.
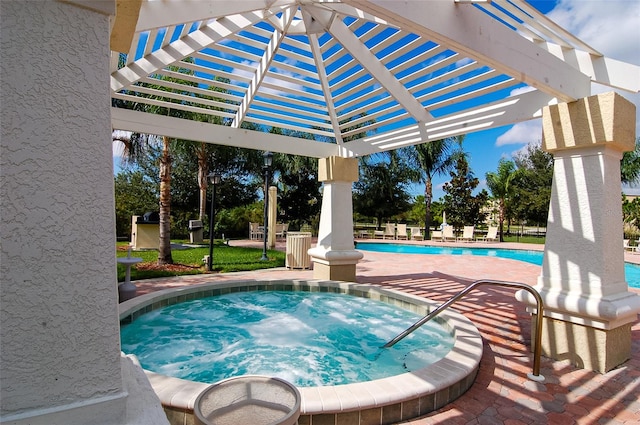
[156,136,174,264]
[621,137,640,185]
[402,135,464,239]
[485,159,517,242]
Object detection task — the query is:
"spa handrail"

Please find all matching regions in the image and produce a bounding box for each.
[382,279,545,381]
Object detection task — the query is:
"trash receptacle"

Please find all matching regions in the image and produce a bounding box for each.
[189,220,204,243]
[194,375,301,425]
[286,232,312,269]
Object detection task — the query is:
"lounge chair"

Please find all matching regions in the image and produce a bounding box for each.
[373,230,385,239]
[396,223,408,240]
[624,239,634,252]
[410,227,423,241]
[430,230,443,241]
[457,225,475,242]
[442,226,456,242]
[477,226,499,242]
[383,223,396,240]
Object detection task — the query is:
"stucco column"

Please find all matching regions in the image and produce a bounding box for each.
[1,2,167,424]
[309,157,363,281]
[516,92,640,373]
[268,186,277,248]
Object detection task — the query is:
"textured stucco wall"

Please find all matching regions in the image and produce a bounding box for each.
[1,0,123,417]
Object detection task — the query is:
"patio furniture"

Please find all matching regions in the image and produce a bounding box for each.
[457,226,475,242]
[383,223,396,240]
[276,223,289,240]
[410,227,423,241]
[442,226,456,242]
[396,223,408,240]
[477,226,499,242]
[249,222,263,240]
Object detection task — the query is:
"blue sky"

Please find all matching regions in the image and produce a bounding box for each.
[427,0,640,200]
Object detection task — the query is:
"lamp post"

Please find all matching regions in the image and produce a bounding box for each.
[207,172,221,271]
[261,151,273,261]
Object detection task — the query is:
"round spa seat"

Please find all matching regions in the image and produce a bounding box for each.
[194,375,301,425]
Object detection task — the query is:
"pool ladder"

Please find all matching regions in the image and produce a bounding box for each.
[382,279,545,382]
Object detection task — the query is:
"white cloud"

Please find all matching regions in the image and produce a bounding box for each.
[495,119,542,147]
[547,0,640,66]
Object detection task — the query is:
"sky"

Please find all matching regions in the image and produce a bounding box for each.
[113,0,640,198]
[431,0,640,200]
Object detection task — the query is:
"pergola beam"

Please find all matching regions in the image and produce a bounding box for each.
[306,5,432,124]
[346,0,591,103]
[111,11,271,93]
[111,108,338,158]
[341,89,555,157]
[134,0,286,32]
[232,7,295,128]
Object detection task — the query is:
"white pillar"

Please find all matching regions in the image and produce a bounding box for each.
[516,92,640,373]
[268,186,277,248]
[1,2,167,424]
[309,157,363,281]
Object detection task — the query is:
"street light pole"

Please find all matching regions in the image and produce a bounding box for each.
[207,172,221,271]
[261,151,273,261]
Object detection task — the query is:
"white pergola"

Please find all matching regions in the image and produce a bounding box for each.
[109,0,639,157]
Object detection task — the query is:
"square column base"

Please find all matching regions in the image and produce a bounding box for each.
[313,263,357,282]
[533,315,631,373]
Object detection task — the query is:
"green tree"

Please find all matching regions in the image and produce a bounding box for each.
[485,159,517,242]
[621,137,640,185]
[442,156,488,230]
[511,142,554,231]
[114,171,158,238]
[401,136,464,238]
[623,195,640,239]
[353,152,414,227]
[275,153,321,230]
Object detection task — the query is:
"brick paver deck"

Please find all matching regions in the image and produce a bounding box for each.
[129,239,640,424]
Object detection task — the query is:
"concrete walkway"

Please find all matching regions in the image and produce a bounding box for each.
[130,239,640,424]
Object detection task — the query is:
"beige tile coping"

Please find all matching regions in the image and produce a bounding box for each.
[119,279,483,425]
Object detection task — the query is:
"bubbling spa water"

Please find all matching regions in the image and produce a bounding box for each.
[120,291,454,387]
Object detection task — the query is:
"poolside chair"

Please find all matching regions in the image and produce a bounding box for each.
[430,230,443,241]
[396,223,408,240]
[457,225,475,242]
[383,223,396,240]
[373,229,385,239]
[477,226,499,242]
[410,227,423,241]
[442,226,456,242]
[624,239,632,251]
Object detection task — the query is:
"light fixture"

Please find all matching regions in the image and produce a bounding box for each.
[261,152,273,261]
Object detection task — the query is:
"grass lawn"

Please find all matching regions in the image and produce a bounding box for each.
[116,241,285,282]
[502,235,546,244]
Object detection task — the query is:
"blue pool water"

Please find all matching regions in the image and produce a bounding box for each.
[120,291,454,387]
[356,242,640,289]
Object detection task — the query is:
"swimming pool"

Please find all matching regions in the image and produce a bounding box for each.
[355,242,640,289]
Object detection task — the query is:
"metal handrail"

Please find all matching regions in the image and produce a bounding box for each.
[382,279,545,381]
